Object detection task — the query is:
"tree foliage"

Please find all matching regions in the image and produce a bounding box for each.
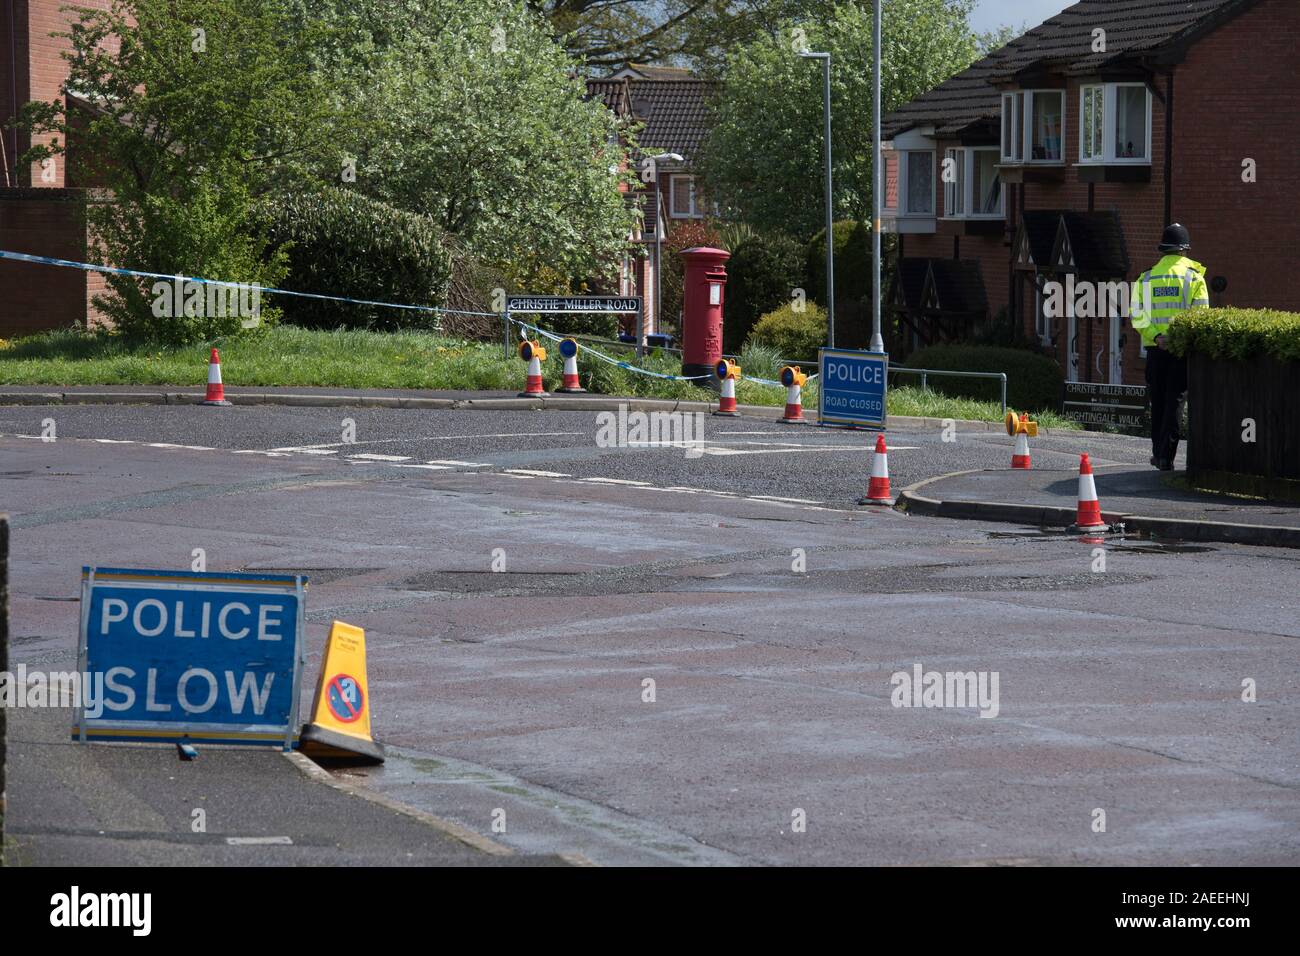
[531,0,836,73]
[19,0,343,340]
[698,0,980,238]
[289,0,641,292]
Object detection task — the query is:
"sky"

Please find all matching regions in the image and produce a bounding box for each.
[970,0,1076,34]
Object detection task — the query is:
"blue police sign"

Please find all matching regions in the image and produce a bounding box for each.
[73,567,307,749]
[818,348,889,428]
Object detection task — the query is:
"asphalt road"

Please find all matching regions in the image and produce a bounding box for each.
[0,401,1174,506]
[2,403,1297,866]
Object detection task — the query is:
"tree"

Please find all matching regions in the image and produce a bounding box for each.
[289,0,641,292]
[698,0,980,239]
[20,0,346,341]
[531,0,836,73]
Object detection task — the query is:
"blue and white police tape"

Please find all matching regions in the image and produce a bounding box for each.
[510,317,818,389]
[0,249,499,318]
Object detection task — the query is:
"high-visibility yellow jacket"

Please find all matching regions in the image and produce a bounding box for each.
[1129,254,1210,347]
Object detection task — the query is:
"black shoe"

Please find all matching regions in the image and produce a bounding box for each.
[1157,459,1174,471]
[1150,456,1159,467]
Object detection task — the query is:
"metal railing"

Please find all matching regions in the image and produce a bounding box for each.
[888,366,1007,415]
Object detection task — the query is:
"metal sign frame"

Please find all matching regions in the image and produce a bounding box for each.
[73,567,307,750]
[818,347,889,429]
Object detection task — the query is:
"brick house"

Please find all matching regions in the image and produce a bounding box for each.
[586,65,716,339]
[880,0,1300,386]
[1,0,115,336]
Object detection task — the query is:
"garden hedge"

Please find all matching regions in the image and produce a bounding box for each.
[904,344,1064,412]
[1167,308,1300,362]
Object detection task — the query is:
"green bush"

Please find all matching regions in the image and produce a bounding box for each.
[747,302,828,363]
[260,187,451,331]
[95,170,286,344]
[722,232,805,353]
[1167,308,1300,362]
[905,344,1064,412]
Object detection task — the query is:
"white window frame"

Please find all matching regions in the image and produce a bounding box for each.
[1077,82,1152,165]
[1001,89,1066,165]
[668,174,702,218]
[899,149,936,218]
[942,146,1003,220]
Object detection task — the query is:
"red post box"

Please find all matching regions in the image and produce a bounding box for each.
[679,246,730,383]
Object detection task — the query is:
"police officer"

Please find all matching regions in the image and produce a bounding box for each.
[1130,223,1209,470]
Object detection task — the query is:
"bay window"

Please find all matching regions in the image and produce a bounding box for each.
[1002,90,1064,163]
[1078,83,1152,163]
[943,147,1002,218]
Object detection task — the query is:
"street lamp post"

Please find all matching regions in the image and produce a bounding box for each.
[648,152,684,357]
[870,1,885,354]
[800,51,834,349]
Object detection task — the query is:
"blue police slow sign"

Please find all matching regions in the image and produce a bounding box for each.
[73,567,307,749]
[818,348,889,428]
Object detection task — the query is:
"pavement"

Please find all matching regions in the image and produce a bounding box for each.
[2,399,1297,866]
[4,702,570,866]
[901,465,1300,548]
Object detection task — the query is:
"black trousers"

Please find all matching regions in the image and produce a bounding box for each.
[1144,346,1188,464]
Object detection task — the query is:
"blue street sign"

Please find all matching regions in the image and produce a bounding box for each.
[73,567,307,749]
[818,348,889,428]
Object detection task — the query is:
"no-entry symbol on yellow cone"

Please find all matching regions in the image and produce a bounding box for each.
[299,620,385,763]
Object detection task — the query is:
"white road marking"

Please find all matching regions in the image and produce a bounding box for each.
[225,836,294,846]
[506,469,571,477]
[279,431,583,450]
[348,453,412,462]
[233,450,292,457]
[272,447,339,455]
[89,438,137,444]
[749,495,821,504]
[580,477,651,486]
[428,459,491,467]
[146,443,214,451]
[393,463,452,471]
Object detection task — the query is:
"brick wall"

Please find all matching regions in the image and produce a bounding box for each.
[2,0,115,333]
[892,142,1011,331]
[1002,73,1171,385]
[0,187,101,335]
[1173,0,1300,313]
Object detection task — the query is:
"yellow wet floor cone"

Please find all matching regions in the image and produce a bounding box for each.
[299,620,385,763]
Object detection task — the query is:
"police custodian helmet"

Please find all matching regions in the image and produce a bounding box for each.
[1158,223,1192,253]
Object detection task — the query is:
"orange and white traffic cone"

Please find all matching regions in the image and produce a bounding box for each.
[714,359,740,417]
[201,347,231,406]
[518,340,548,397]
[554,338,586,393]
[780,365,806,423]
[857,433,894,506]
[1071,453,1109,531]
[1012,419,1032,469]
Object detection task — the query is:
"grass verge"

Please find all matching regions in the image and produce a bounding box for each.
[0,326,1078,427]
